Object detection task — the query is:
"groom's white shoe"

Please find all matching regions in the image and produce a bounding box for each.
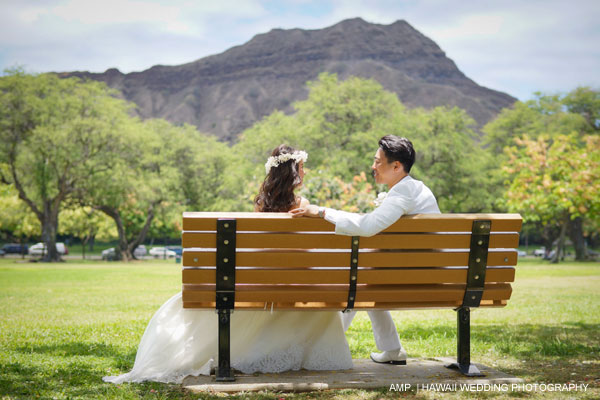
[370,348,407,365]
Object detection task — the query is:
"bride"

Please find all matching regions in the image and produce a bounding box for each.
[103,145,353,384]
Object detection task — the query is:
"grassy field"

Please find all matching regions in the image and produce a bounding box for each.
[0,258,598,399]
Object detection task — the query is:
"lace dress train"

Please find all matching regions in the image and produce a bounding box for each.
[103,292,353,384]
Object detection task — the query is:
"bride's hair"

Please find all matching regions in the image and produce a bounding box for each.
[254,144,303,212]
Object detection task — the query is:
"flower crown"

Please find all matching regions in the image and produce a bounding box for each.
[264,150,308,174]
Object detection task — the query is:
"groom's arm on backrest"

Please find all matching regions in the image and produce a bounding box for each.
[323,195,411,237]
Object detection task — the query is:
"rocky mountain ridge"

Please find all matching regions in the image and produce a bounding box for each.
[62,18,515,141]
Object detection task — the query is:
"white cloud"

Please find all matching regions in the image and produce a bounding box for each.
[394,0,600,99]
[431,14,507,39]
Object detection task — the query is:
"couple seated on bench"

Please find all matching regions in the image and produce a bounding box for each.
[104,135,440,384]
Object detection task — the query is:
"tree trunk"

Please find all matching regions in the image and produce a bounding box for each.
[98,206,132,261]
[10,164,63,262]
[128,202,157,260]
[82,236,88,260]
[552,217,569,264]
[568,217,587,260]
[19,237,26,259]
[541,225,556,259]
[40,200,61,262]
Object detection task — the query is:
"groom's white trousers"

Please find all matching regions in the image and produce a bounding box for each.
[342,310,401,351]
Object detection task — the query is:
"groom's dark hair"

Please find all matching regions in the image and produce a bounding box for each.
[378,135,415,173]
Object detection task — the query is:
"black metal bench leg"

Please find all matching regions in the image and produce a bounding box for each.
[445,307,484,376]
[216,309,235,381]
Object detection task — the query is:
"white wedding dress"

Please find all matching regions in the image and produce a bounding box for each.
[103,292,353,384]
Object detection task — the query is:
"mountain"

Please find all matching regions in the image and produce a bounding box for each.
[61,18,515,142]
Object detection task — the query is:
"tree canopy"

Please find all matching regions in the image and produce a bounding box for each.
[228,73,492,213]
[0,69,134,260]
[485,87,600,261]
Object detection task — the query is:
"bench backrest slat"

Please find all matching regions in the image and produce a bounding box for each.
[183,250,517,268]
[183,266,514,285]
[183,212,523,233]
[183,232,519,249]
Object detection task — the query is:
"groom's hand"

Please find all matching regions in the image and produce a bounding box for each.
[290,204,320,218]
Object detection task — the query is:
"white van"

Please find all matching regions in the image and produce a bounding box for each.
[29,242,68,256]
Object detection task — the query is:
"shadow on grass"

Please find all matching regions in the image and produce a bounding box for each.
[0,361,194,399]
[1,343,188,398]
[481,322,599,359]
[1,360,110,398]
[403,321,599,359]
[15,341,138,369]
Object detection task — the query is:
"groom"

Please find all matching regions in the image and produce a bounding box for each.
[290,135,440,364]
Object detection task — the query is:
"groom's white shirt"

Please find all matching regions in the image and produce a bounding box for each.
[324,175,440,235]
[322,175,440,352]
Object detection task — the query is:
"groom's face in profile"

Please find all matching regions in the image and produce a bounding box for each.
[372,148,402,186]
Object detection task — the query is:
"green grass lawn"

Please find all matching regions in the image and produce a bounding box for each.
[0,258,598,399]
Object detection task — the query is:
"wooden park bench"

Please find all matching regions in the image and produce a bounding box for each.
[181,212,522,381]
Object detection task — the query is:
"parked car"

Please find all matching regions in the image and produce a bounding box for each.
[0,249,5,257]
[101,245,147,261]
[29,242,68,257]
[101,247,116,261]
[2,243,29,254]
[517,250,526,257]
[533,247,546,257]
[134,245,147,257]
[166,246,182,256]
[149,246,177,258]
[544,250,556,260]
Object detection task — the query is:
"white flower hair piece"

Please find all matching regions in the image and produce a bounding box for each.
[264,150,308,174]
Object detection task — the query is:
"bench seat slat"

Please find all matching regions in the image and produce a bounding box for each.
[182,299,509,310]
[183,213,523,233]
[183,266,515,285]
[182,299,508,310]
[182,283,511,303]
[183,250,517,268]
[182,232,519,250]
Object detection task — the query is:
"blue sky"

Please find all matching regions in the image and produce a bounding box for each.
[1,0,599,100]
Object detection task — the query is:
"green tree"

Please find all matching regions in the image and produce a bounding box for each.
[58,206,116,259]
[0,69,134,261]
[231,73,491,213]
[503,134,600,262]
[484,87,600,259]
[84,118,173,261]
[401,107,492,212]
[235,73,407,178]
[483,92,590,154]
[84,119,231,260]
[563,87,600,131]
[0,182,39,244]
[300,170,378,212]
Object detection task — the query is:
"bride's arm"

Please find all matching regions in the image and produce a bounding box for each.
[299,197,310,208]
